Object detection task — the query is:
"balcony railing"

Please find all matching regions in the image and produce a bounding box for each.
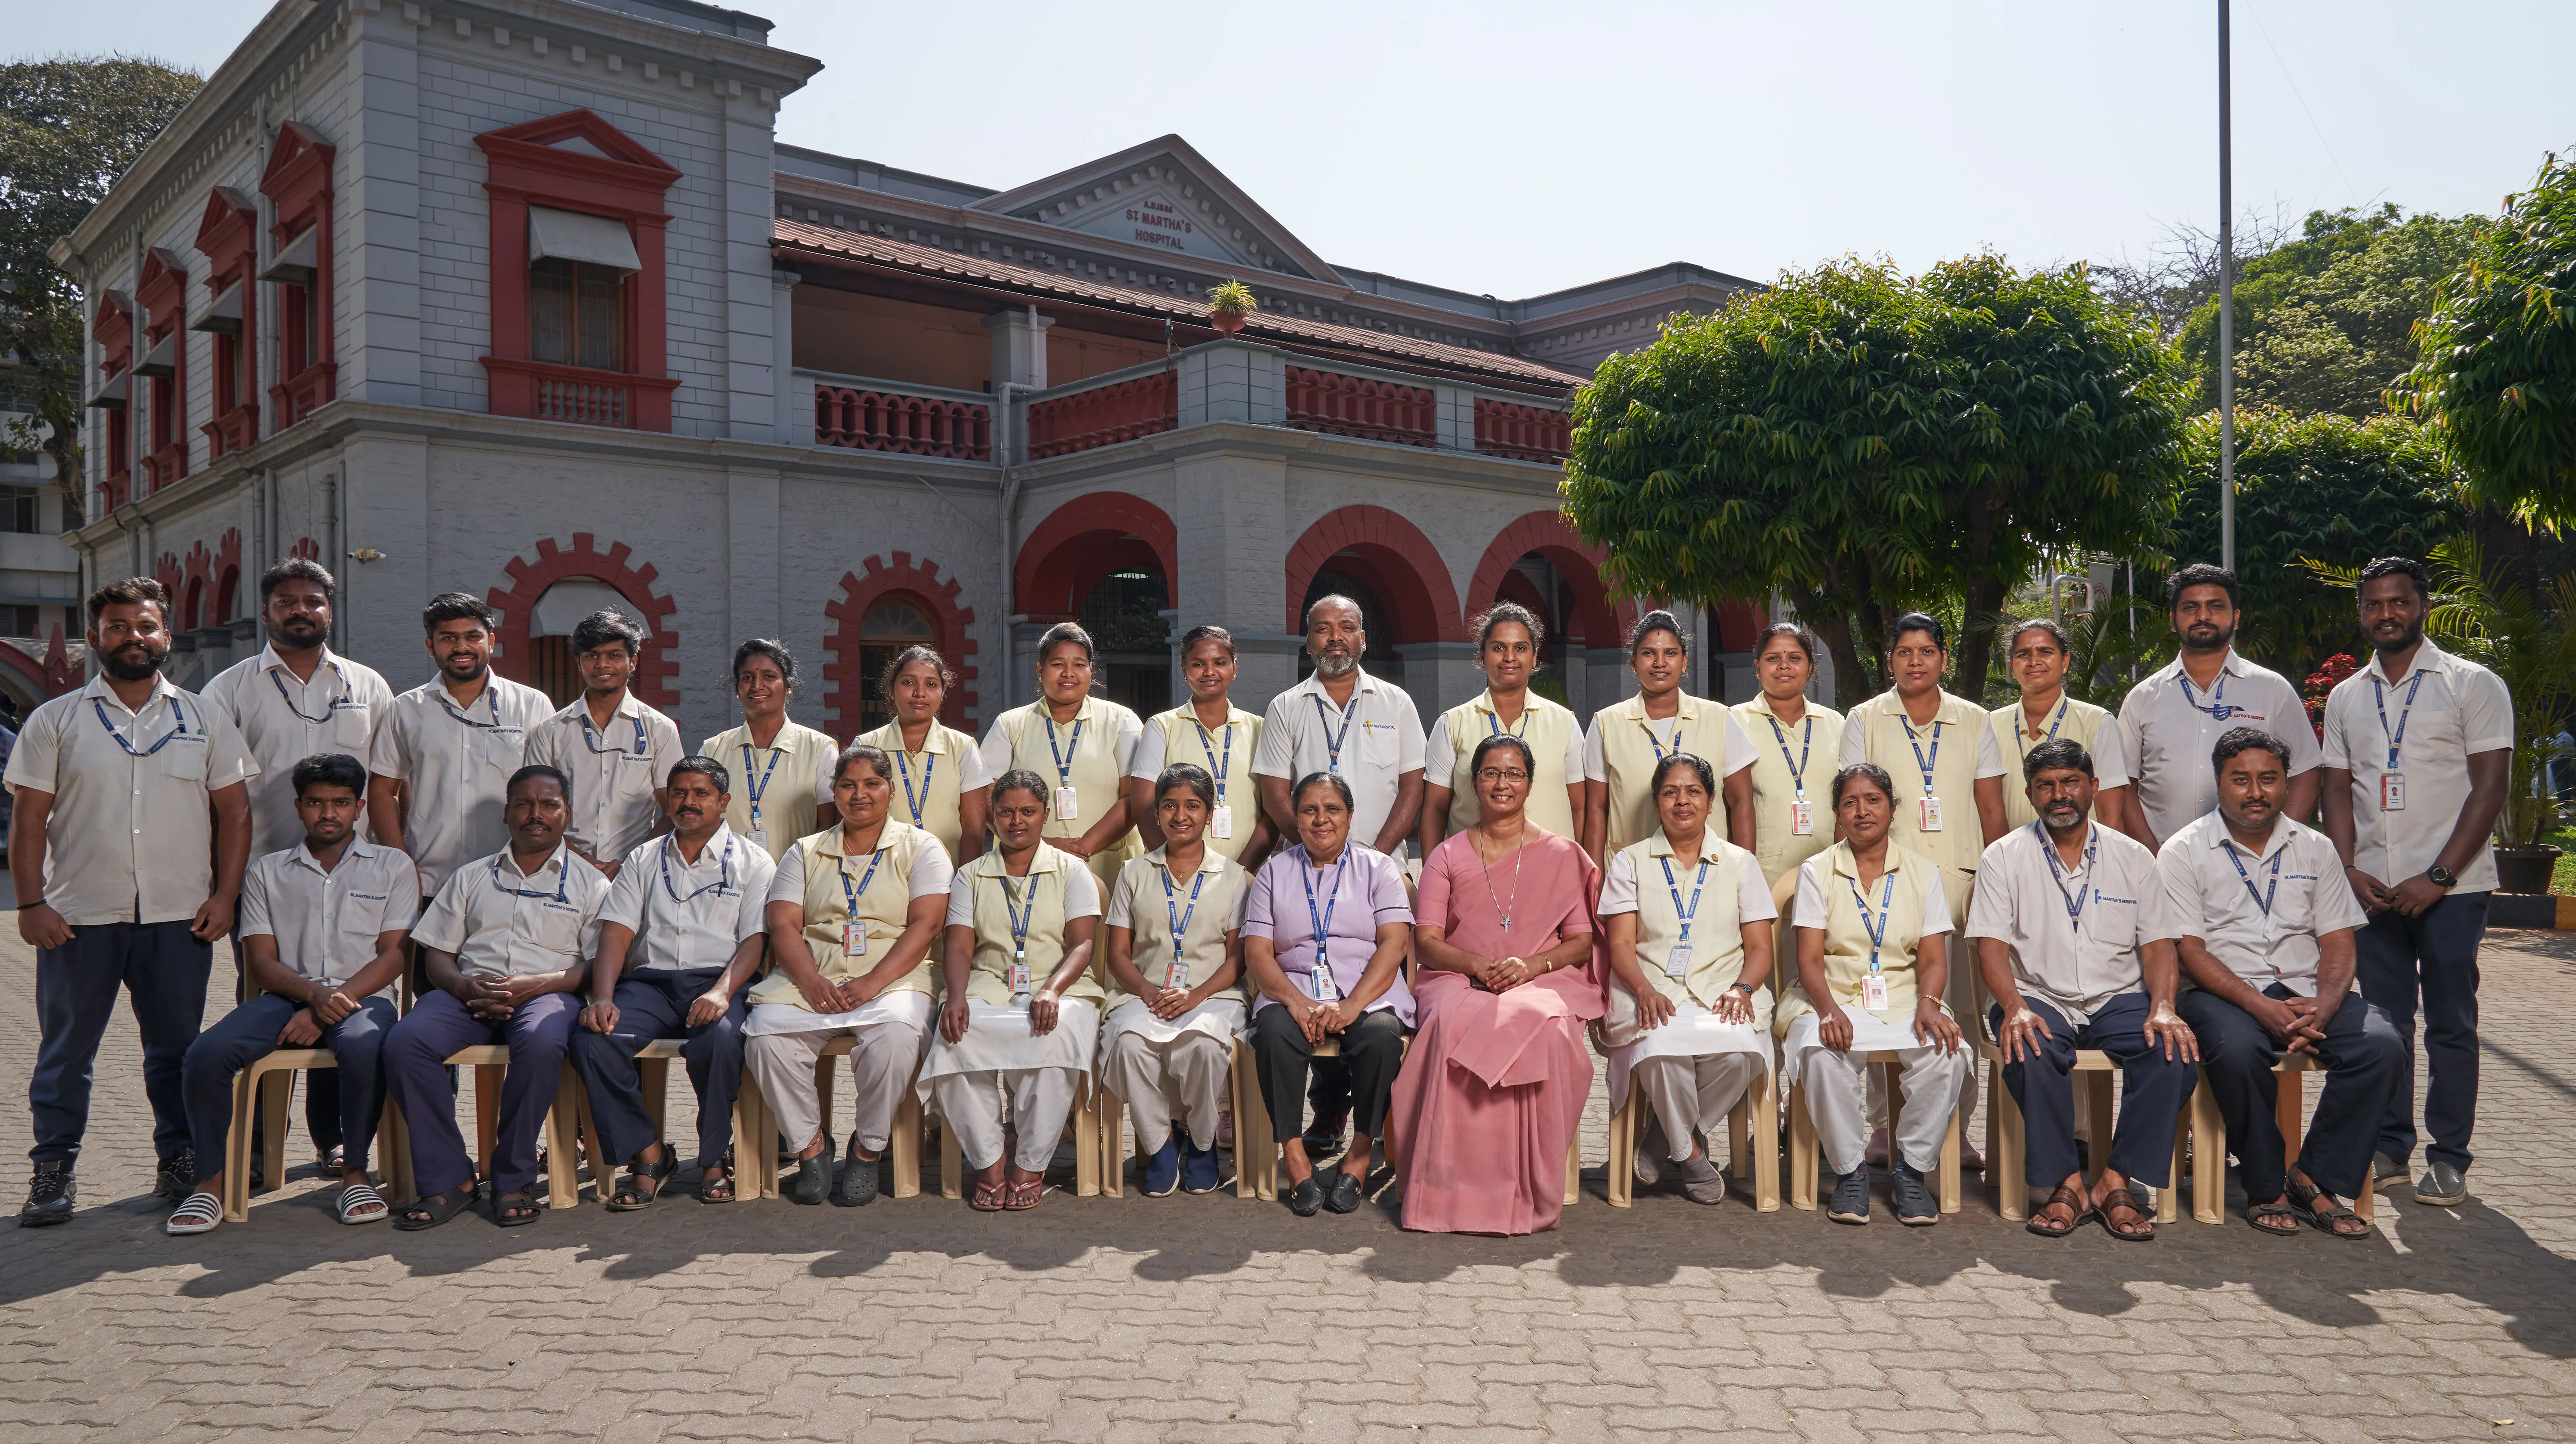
[1472,397,1572,463]
[1026,371,1177,460]
[1284,366,1435,448]
[815,385,992,461]
[535,373,630,428]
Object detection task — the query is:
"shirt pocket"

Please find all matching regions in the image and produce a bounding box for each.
[336,891,395,969]
[1358,716,1402,768]
[532,899,586,960]
[330,701,372,751]
[483,727,525,774]
[157,735,211,783]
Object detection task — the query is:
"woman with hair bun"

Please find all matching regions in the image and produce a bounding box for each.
[1421,603,1584,858]
[1579,608,1754,869]
[857,644,993,864]
[979,622,1144,902]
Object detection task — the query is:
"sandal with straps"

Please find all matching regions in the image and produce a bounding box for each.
[606,1148,678,1212]
[336,1182,388,1225]
[2096,1185,2154,1241]
[491,1189,540,1227]
[696,1164,736,1204]
[2025,1181,2089,1237]
[2285,1173,2371,1240]
[969,1178,1008,1212]
[1004,1177,1043,1211]
[392,1183,476,1232]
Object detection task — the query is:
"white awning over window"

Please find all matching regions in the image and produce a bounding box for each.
[191,281,244,335]
[528,206,640,273]
[529,578,634,637]
[134,331,177,379]
[259,227,318,287]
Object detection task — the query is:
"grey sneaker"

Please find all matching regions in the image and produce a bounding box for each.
[2415,1161,2467,1206]
[1633,1117,1668,1188]
[1826,1167,1871,1225]
[2371,1151,2410,1194]
[1675,1150,1727,1206]
[1890,1161,1937,1226]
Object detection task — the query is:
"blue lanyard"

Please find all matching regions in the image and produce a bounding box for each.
[438,683,503,731]
[2014,696,2070,764]
[2371,670,2427,770]
[1656,853,1710,945]
[1300,850,1347,970]
[2179,669,2234,720]
[1192,720,1233,800]
[1639,712,1682,761]
[1847,869,1897,973]
[1484,700,1528,737]
[267,660,351,724]
[1162,864,1207,947]
[1312,694,1357,773]
[1043,713,1084,786]
[2224,839,2285,917]
[491,852,570,903]
[1764,714,1811,795]
[998,869,1040,961]
[92,695,189,757]
[2038,822,2097,934]
[894,747,935,825]
[1901,715,1942,795]
[837,845,887,929]
[740,741,784,827]
[659,834,734,903]
[580,707,647,756]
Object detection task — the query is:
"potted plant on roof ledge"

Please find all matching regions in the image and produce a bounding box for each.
[1207,279,1257,336]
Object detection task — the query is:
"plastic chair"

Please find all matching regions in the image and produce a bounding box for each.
[1787,1052,1963,1214]
[219,1049,409,1223]
[566,1037,769,1203]
[385,1045,582,1208]
[1981,1044,2184,1225]
[802,1035,929,1201]
[934,1083,1105,1198]
[2182,1054,2375,1225]
[1603,1060,1781,1211]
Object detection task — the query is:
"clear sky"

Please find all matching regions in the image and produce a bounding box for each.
[17,0,2572,298]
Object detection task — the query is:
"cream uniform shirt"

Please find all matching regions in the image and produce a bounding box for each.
[1427,690,1583,838]
[1127,703,1265,864]
[946,843,1106,1006]
[521,691,686,864]
[754,821,954,1008]
[1583,691,1755,856]
[1598,831,1778,1014]
[2319,638,2514,894]
[411,843,612,979]
[858,718,995,864]
[1988,695,2132,831]
[1732,695,1846,887]
[1779,841,1954,1037]
[369,671,555,899]
[1840,688,2007,910]
[1101,848,1252,1008]
[200,644,396,856]
[700,718,837,864]
[980,695,1143,900]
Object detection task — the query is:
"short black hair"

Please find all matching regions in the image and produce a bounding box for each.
[732,638,796,689]
[422,591,493,634]
[571,609,645,657]
[1290,770,1354,813]
[2022,738,2094,782]
[260,557,336,605]
[1627,609,1689,660]
[835,743,893,786]
[508,764,571,801]
[291,752,368,799]
[1650,751,1715,797]
[87,576,169,626]
[2212,726,2291,773]
[1472,601,1545,651]
[1470,733,1536,779]
[667,754,729,793]
[1154,762,1216,808]
[876,645,952,706]
[1037,621,1094,665]
[2357,555,2433,605]
[991,767,1051,810]
[1831,762,1895,807]
[1179,624,1236,660]
[1885,611,1946,651]
[2166,562,2240,611]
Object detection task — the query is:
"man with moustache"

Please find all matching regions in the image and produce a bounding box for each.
[368,594,554,905]
[2319,556,2511,1207]
[2117,564,2321,853]
[571,757,774,1208]
[521,610,683,881]
[9,578,256,1225]
[2165,728,2401,1238]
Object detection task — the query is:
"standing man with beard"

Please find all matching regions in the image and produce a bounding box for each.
[9,578,256,1225]
[2319,557,2511,1207]
[2117,564,2320,853]
[521,611,683,881]
[369,594,555,906]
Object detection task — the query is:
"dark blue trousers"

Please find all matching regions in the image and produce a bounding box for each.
[29,920,212,1168]
[1994,993,2195,1190]
[2356,892,2487,1173]
[567,966,748,1168]
[383,989,578,1198]
[2176,984,2406,1202]
[181,993,397,1181]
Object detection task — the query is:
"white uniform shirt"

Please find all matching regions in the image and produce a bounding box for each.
[2158,812,2368,997]
[237,840,419,994]
[2118,652,2320,845]
[1250,669,1427,849]
[3,673,258,926]
[200,645,396,856]
[413,842,612,979]
[599,826,778,973]
[369,672,555,898]
[2319,639,2514,893]
[521,691,686,864]
[1966,822,2179,1025]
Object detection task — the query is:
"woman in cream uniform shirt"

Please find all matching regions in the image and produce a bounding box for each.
[1733,623,1847,910]
[980,622,1144,904]
[1987,618,2131,833]
[859,644,993,864]
[745,745,953,1208]
[1098,764,1250,1197]
[1580,609,1754,868]
[1598,753,1777,1206]
[701,639,837,864]
[1124,624,1272,867]
[1420,603,1583,854]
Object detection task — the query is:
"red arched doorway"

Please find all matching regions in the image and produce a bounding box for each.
[1014,492,1178,715]
[1282,505,1464,691]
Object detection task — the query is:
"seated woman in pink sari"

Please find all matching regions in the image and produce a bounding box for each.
[1391,734,1605,1234]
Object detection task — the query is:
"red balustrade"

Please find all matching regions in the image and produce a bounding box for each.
[1024,371,1177,460]
[1284,366,1436,447]
[1473,397,1572,463]
[535,373,630,428]
[814,384,993,461]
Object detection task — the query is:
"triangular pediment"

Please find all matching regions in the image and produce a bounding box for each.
[970,135,1339,283]
[476,108,680,184]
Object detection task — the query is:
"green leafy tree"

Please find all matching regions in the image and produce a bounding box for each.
[2396,149,2576,526]
[0,56,203,515]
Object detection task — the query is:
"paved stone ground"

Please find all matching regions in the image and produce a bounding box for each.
[3,908,2574,1442]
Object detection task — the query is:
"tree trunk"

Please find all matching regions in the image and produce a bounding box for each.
[1793,584,1874,712]
[1955,571,2012,709]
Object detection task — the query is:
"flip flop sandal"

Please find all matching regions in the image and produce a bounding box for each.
[607,1149,678,1212]
[2246,1200,2302,1237]
[336,1183,388,1225]
[2286,1175,2371,1240]
[164,1193,222,1236]
[1004,1178,1043,1211]
[490,1190,541,1227]
[969,1179,1008,1212]
[392,1183,476,1232]
[2025,1182,2089,1238]
[2095,1186,2154,1242]
[697,1167,736,1204]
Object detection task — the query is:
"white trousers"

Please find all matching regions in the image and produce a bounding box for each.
[1633,1053,1762,1163]
[934,1067,1082,1173]
[1808,1044,1968,1175]
[1099,1029,1230,1153]
[747,1019,928,1155]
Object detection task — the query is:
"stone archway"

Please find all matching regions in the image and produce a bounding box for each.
[483,533,679,706]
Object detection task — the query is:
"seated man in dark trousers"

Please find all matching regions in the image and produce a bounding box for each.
[573,756,774,1208]
[1970,738,2199,1241]
[384,765,610,1229]
[167,754,416,1233]
[2164,726,2403,1238]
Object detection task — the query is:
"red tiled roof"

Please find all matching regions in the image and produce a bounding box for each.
[773,218,1584,392]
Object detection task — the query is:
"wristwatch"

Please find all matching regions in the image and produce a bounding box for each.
[2427,863,2457,889]
[1728,981,1756,996]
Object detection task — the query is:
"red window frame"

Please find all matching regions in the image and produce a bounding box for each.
[134,247,189,492]
[193,187,261,458]
[92,294,133,509]
[261,122,336,428]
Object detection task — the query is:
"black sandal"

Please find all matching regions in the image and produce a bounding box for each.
[491,1189,540,1227]
[391,1183,476,1232]
[606,1147,678,1211]
[2246,1198,2302,1237]
[2025,1182,2089,1237]
[697,1164,736,1204]
[2285,1174,2370,1240]
[2096,1185,2154,1241]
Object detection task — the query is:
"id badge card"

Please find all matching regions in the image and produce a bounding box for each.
[1210,803,1235,840]
[1165,959,1190,991]
[1053,785,1081,822]
[2381,772,2406,811]
[1008,957,1033,1000]
[747,826,768,853]
[1861,972,1890,1011]
[1311,961,1340,1002]
[1918,794,1944,832]
[1790,798,1814,836]
[1663,941,1693,980]
[842,922,867,958]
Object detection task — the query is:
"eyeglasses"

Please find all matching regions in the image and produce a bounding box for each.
[1475,768,1530,784]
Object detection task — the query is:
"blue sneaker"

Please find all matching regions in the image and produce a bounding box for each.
[1142,1133,1181,1197]
[1181,1137,1220,1194]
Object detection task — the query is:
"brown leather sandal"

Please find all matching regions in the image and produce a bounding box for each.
[2096,1185,2154,1241]
[969,1178,1007,1211]
[1004,1177,1043,1210]
[2025,1182,2089,1237]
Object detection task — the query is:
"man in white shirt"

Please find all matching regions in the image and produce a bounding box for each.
[2166,727,2402,1239]
[368,593,554,902]
[572,757,775,1209]
[2319,556,2512,1207]
[521,610,684,879]
[383,765,611,1229]
[1971,738,2197,1241]
[166,755,416,1234]
[9,577,256,1226]
[2116,564,2321,851]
